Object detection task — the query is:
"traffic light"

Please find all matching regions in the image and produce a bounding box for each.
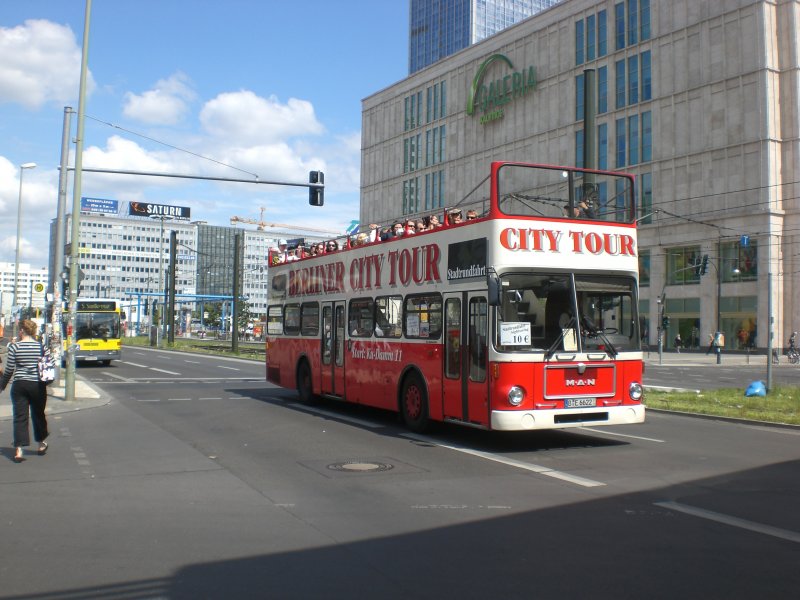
[309,170,324,206]
[700,254,709,276]
[661,315,670,330]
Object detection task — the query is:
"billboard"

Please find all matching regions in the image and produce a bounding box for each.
[81,197,120,214]
[128,202,191,220]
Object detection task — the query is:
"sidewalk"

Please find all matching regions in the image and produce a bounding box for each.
[644,349,773,367]
[0,378,109,421]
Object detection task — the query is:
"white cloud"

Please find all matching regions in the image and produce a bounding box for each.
[0,156,58,266]
[0,19,94,109]
[123,72,196,125]
[200,91,324,144]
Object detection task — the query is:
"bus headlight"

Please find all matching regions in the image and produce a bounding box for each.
[629,382,643,401]
[508,386,525,406]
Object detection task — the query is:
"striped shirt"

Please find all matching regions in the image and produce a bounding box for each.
[0,340,47,388]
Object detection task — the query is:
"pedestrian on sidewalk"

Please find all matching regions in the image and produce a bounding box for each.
[705,332,715,355]
[674,333,682,353]
[0,319,50,463]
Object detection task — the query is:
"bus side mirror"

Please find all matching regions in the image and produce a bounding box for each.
[487,273,501,306]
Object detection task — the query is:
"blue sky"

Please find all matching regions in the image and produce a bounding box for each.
[0,0,409,267]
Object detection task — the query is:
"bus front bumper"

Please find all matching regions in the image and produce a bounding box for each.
[74,349,121,362]
[491,404,645,431]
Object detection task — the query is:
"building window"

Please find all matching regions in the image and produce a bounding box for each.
[598,123,608,170]
[587,14,596,61]
[627,0,638,46]
[575,19,585,65]
[615,118,626,168]
[598,9,607,56]
[641,0,651,40]
[721,241,758,282]
[438,125,446,162]
[628,114,639,165]
[440,81,446,118]
[615,59,625,109]
[641,110,652,162]
[576,74,585,120]
[641,50,652,101]
[426,87,432,124]
[639,249,650,287]
[576,130,584,168]
[640,172,652,224]
[667,246,702,286]
[628,55,639,104]
[598,65,608,113]
[615,2,625,50]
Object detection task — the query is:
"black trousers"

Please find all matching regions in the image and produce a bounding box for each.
[11,380,49,448]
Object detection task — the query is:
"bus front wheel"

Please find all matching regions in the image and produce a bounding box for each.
[401,372,429,433]
[296,360,316,404]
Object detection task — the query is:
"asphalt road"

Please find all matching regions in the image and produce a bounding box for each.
[1,347,798,599]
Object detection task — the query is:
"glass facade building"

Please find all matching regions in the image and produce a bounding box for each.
[365,0,800,351]
[409,0,561,73]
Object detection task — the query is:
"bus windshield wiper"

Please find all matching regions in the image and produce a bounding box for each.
[581,316,618,358]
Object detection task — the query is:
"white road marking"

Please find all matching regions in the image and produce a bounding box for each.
[137,399,161,402]
[287,403,384,429]
[198,397,223,401]
[104,372,133,382]
[655,501,800,544]
[184,360,201,364]
[402,434,605,488]
[124,362,149,368]
[218,366,240,371]
[579,427,665,443]
[149,367,181,375]
[168,398,192,401]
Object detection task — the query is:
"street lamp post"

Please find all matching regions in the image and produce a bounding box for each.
[12,162,37,339]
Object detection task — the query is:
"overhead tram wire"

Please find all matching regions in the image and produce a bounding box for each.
[84,113,260,180]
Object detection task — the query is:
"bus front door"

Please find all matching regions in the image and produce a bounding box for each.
[442,292,489,427]
[321,302,346,397]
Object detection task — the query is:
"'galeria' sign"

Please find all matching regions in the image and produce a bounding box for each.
[466,53,537,125]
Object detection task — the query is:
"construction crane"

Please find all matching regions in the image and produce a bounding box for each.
[230,207,341,235]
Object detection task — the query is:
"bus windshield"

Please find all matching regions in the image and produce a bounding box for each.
[496,163,635,223]
[495,273,640,354]
[73,312,120,340]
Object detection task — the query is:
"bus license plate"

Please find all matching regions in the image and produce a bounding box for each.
[565,398,596,408]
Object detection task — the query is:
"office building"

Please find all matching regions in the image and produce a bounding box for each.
[409,0,562,73]
[362,0,799,350]
[0,262,49,326]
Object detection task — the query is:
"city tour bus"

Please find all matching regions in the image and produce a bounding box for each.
[63,298,124,365]
[266,162,645,432]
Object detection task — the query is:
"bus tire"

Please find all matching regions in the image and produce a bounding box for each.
[296,359,316,404]
[400,372,429,433]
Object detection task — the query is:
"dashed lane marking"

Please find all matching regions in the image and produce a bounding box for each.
[579,427,666,443]
[149,367,181,375]
[402,433,606,488]
[655,501,800,544]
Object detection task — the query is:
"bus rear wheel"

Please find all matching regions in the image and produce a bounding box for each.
[296,360,316,404]
[401,373,429,433]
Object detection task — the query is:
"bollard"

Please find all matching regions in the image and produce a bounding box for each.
[716,346,721,364]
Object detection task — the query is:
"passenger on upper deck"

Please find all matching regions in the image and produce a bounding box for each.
[428,214,443,228]
[466,209,478,220]
[447,209,463,225]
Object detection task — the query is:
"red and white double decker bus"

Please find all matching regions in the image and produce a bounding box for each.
[266,162,645,432]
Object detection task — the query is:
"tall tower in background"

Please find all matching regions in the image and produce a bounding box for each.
[409,0,561,74]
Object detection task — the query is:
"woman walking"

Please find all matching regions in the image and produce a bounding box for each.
[1,319,50,462]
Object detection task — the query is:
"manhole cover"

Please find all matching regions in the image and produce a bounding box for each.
[327,461,394,473]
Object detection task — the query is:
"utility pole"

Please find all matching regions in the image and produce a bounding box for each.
[65,0,92,403]
[232,233,241,353]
